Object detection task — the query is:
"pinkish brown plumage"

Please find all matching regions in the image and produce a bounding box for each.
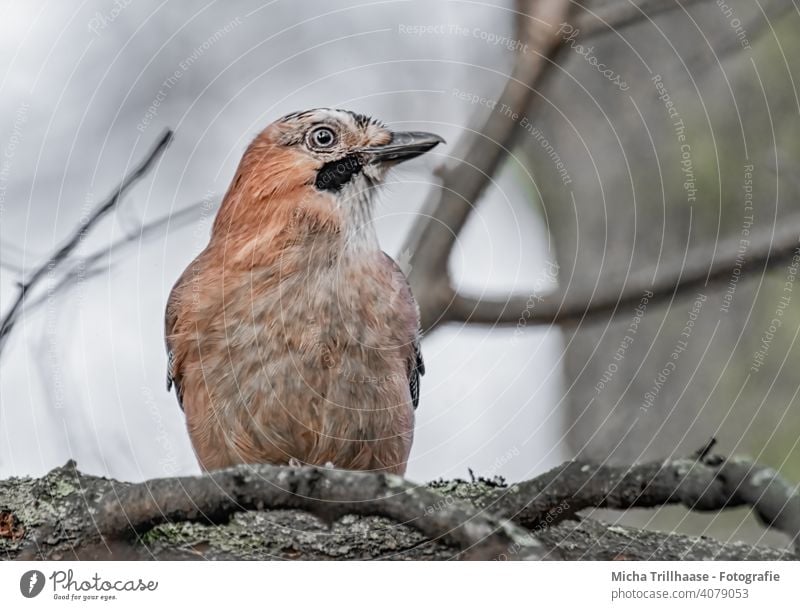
[165,109,442,474]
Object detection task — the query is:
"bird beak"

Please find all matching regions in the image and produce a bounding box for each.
[357,131,445,164]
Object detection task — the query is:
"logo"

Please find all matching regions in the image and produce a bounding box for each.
[20,570,45,598]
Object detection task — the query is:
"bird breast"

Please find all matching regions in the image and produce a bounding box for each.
[181,243,416,472]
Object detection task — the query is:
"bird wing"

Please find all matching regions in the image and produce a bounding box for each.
[164,311,184,411]
[382,252,425,409]
[409,336,425,409]
[164,266,191,412]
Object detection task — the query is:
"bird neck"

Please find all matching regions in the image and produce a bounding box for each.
[333,177,380,255]
[208,188,380,271]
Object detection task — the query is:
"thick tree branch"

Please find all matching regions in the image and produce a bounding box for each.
[0,129,173,358]
[447,216,800,326]
[477,439,800,555]
[403,0,572,332]
[88,465,548,561]
[9,444,797,561]
[405,0,797,332]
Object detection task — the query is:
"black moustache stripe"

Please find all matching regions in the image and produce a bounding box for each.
[315,154,363,192]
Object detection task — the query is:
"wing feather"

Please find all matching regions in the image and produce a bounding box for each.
[382,252,424,410]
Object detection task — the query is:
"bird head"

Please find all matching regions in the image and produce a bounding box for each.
[211,109,444,262]
[274,108,444,191]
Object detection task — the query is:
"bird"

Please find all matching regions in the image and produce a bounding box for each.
[165,108,443,475]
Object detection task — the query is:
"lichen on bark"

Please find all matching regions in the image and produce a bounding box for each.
[1,460,795,561]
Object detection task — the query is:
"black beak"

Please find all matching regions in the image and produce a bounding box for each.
[358,131,445,164]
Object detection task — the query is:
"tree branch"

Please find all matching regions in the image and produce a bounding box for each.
[446,215,800,326]
[478,439,800,555]
[404,0,798,332]
[23,198,216,312]
[403,0,572,332]
[12,442,798,560]
[85,465,547,561]
[0,129,173,358]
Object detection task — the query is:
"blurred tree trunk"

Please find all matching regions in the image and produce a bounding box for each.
[522,2,800,485]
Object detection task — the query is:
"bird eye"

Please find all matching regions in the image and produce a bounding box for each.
[308,126,337,149]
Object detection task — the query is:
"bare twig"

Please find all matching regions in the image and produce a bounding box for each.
[0,130,173,358]
[24,198,215,312]
[92,464,548,561]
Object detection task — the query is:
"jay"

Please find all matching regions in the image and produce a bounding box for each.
[165,109,443,475]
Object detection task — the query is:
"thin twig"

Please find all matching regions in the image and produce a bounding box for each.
[24,198,215,312]
[0,129,173,358]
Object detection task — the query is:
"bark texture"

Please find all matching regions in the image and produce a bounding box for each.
[2,449,797,561]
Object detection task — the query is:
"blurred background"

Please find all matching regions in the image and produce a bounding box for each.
[1,0,798,548]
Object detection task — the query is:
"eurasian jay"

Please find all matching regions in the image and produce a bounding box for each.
[165,109,443,475]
